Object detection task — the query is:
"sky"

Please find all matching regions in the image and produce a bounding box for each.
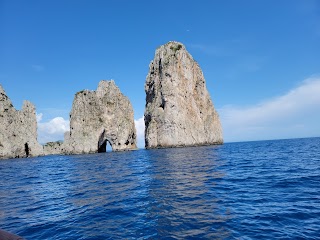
[1,0,319,148]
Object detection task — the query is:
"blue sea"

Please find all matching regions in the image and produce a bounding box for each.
[0,137,319,239]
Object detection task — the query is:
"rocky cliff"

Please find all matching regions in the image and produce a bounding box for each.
[64,80,137,154]
[0,85,43,159]
[144,41,223,148]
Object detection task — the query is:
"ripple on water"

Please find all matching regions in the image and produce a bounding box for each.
[0,138,320,239]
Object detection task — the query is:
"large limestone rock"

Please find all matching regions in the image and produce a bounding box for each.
[144,41,223,148]
[64,80,137,154]
[0,85,43,159]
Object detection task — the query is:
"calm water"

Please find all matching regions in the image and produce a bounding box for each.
[0,138,319,239]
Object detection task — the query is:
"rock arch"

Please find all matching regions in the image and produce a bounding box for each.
[97,129,113,152]
[64,80,137,155]
[98,139,112,153]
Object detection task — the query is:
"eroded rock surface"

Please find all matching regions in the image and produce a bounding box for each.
[0,85,43,159]
[144,41,223,148]
[64,80,137,154]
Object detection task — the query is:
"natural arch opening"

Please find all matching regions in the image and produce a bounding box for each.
[25,143,29,157]
[98,139,112,153]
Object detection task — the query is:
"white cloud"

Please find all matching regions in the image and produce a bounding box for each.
[219,77,320,142]
[37,113,145,147]
[37,115,70,144]
[36,113,43,122]
[135,116,145,148]
[35,78,320,146]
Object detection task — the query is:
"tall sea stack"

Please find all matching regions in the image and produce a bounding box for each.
[144,41,223,148]
[64,80,137,154]
[0,85,43,159]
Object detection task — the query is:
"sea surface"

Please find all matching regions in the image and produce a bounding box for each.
[0,137,319,239]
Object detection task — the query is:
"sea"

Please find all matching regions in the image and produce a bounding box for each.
[0,137,319,239]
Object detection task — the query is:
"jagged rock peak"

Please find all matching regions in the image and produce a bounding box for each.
[0,85,13,109]
[96,80,121,98]
[157,41,186,53]
[22,100,36,112]
[64,80,137,154]
[144,41,223,149]
[0,85,43,159]
[0,84,5,93]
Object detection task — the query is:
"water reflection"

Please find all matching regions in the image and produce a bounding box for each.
[143,146,232,239]
[0,146,232,239]
[1,138,320,239]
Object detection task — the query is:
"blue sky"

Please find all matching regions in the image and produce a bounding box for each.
[1,0,319,147]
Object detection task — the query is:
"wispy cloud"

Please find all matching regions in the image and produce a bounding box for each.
[36,113,43,122]
[37,114,70,144]
[296,0,320,37]
[31,65,44,72]
[236,56,266,73]
[219,77,320,142]
[187,37,251,57]
[187,42,266,76]
[135,116,145,148]
[187,43,231,57]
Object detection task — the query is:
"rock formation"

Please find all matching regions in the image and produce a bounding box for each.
[43,141,64,155]
[0,85,43,159]
[64,80,137,154]
[144,41,223,148]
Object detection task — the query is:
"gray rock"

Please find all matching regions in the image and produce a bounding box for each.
[43,141,65,155]
[64,80,137,154]
[144,41,223,148]
[0,85,43,159]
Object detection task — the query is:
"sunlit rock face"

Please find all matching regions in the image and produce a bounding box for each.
[144,41,223,149]
[64,80,137,154]
[0,85,43,159]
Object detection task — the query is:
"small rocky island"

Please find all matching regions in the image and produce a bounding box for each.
[0,41,223,160]
[64,80,137,154]
[43,80,137,155]
[0,81,136,159]
[144,41,223,148]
